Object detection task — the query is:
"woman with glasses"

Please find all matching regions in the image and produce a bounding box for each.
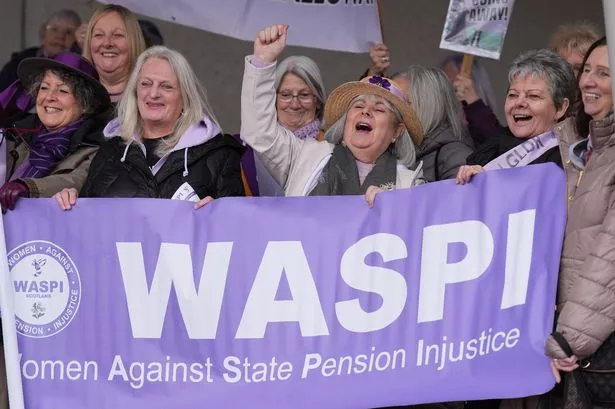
[237,54,327,196]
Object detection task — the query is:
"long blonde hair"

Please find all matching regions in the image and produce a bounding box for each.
[82,4,145,79]
[117,46,220,155]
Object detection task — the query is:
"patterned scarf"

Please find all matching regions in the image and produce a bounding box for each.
[292,119,321,140]
[309,143,397,196]
[11,119,83,180]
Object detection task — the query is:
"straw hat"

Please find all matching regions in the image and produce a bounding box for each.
[324,75,423,145]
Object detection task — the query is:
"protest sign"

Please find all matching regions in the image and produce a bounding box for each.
[440,0,516,59]
[100,0,381,53]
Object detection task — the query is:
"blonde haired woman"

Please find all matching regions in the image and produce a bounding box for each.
[54,46,244,209]
[82,4,146,103]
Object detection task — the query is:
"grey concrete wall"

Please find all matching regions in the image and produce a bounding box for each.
[0,0,606,131]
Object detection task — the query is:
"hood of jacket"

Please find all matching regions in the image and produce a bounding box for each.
[103,115,221,176]
[103,115,221,150]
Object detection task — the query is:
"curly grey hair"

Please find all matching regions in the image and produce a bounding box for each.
[28,68,97,115]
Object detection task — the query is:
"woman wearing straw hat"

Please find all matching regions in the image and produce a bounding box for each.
[0,52,110,212]
[241,24,424,205]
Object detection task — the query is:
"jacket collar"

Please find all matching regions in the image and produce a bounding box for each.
[589,110,615,152]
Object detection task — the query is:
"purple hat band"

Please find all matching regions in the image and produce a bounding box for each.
[49,52,100,81]
[364,76,407,102]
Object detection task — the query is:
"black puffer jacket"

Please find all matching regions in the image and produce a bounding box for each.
[81,132,245,199]
[415,124,474,182]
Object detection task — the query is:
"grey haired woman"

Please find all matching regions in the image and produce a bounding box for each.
[456,48,577,184]
[242,24,424,207]
[403,65,474,182]
[246,54,328,196]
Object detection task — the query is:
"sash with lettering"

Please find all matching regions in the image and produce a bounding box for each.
[483,131,558,171]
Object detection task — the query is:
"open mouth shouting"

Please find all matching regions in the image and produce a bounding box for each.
[512,114,533,123]
[355,121,373,134]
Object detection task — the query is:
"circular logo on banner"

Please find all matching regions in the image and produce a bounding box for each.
[8,241,81,338]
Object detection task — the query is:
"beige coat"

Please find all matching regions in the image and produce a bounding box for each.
[5,115,104,197]
[554,116,582,210]
[240,57,423,196]
[547,111,615,359]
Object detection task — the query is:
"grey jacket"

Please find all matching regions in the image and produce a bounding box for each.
[416,124,474,182]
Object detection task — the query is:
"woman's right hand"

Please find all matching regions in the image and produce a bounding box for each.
[455,165,484,185]
[254,24,288,65]
[54,188,79,211]
[453,74,480,104]
[551,356,579,383]
[368,43,390,75]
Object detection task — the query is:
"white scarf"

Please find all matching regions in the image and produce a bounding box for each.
[484,130,558,170]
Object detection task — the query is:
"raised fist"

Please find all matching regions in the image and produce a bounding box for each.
[254,24,289,64]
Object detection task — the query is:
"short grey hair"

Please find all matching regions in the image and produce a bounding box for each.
[508,49,575,112]
[28,68,97,115]
[405,65,468,141]
[39,9,81,39]
[323,95,416,168]
[117,46,221,156]
[275,56,326,120]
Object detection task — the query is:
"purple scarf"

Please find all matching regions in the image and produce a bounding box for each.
[0,80,33,112]
[11,119,83,180]
[292,119,321,140]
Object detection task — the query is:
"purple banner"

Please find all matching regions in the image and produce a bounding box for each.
[3,164,565,409]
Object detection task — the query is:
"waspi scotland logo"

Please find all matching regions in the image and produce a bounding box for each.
[8,241,81,338]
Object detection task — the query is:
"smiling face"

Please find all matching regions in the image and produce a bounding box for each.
[579,45,612,121]
[504,73,568,139]
[276,73,317,132]
[137,57,183,138]
[90,11,130,79]
[36,70,83,131]
[342,95,403,164]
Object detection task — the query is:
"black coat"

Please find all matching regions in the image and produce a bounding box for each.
[466,127,562,168]
[416,124,474,182]
[0,47,39,92]
[81,133,245,199]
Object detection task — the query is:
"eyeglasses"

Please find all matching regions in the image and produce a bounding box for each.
[46,25,76,38]
[277,91,314,104]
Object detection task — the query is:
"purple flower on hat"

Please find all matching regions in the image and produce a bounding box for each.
[368,76,391,91]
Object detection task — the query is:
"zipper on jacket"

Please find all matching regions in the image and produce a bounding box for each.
[568,170,584,202]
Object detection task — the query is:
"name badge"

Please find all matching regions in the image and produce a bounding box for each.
[171,182,200,202]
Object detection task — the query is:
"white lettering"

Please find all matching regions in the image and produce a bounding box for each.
[236,242,328,339]
[500,210,536,309]
[116,242,233,339]
[418,221,494,323]
[335,233,408,332]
